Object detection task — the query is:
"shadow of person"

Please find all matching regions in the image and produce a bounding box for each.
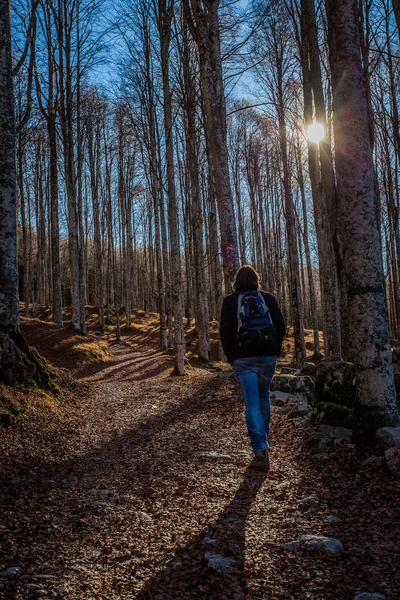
[135,466,267,600]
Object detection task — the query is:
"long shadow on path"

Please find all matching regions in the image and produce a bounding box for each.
[135,467,266,600]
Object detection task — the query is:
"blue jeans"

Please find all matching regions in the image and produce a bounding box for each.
[233,356,277,452]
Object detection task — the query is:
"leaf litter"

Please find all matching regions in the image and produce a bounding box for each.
[0,341,400,599]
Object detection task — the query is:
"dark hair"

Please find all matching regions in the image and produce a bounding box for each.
[232,265,260,291]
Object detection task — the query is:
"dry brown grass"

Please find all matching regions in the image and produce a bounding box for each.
[72,339,108,366]
[21,317,109,372]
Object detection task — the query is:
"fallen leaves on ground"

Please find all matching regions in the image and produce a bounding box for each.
[0,341,399,600]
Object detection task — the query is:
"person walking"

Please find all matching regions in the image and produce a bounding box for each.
[220,265,285,471]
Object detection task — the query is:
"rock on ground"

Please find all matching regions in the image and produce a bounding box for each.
[271,374,316,405]
[315,361,355,406]
[376,427,400,451]
[385,447,400,477]
[195,451,232,460]
[282,535,343,554]
[54,585,68,596]
[297,495,319,504]
[303,424,353,444]
[299,362,318,377]
[270,390,290,407]
[205,552,237,574]
[315,401,353,428]
[0,567,23,579]
[353,593,386,600]
[325,515,341,524]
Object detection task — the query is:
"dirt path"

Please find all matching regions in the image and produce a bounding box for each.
[1,344,399,600]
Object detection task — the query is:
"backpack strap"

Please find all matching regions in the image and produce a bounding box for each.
[257,292,273,323]
[237,293,244,332]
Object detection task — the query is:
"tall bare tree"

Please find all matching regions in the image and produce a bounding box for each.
[325,0,398,441]
[183,0,239,291]
[155,0,186,374]
[0,0,19,363]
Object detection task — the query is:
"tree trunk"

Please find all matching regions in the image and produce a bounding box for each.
[392,0,400,42]
[0,0,19,353]
[185,0,239,291]
[295,138,320,356]
[158,4,186,374]
[277,73,306,368]
[325,0,398,441]
[48,110,63,325]
[182,23,210,361]
[300,0,342,359]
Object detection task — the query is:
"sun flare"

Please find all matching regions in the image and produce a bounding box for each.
[306,122,325,144]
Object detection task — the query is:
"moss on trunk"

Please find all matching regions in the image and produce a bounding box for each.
[0,327,66,393]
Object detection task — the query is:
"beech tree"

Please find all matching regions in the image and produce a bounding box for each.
[325,0,398,440]
[0,0,19,359]
[183,0,240,291]
[155,0,186,374]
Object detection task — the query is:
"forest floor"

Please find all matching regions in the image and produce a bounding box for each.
[1,311,400,600]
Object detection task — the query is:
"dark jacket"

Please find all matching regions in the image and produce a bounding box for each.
[219,287,286,364]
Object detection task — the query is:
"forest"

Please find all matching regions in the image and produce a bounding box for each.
[1,0,400,599]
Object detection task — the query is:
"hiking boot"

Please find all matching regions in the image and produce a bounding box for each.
[251,449,270,472]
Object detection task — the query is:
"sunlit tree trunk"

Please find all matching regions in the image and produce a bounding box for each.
[184,0,239,291]
[276,43,306,367]
[57,0,84,331]
[182,22,210,361]
[325,0,398,441]
[157,0,186,374]
[299,0,342,360]
[295,137,320,356]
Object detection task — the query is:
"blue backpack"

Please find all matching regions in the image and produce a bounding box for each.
[237,291,275,348]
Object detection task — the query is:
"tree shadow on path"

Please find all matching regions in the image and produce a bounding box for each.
[135,466,266,600]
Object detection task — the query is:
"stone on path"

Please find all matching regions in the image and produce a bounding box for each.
[325,515,341,524]
[24,584,43,591]
[385,448,400,477]
[304,424,352,443]
[295,402,312,416]
[205,552,237,573]
[195,451,231,460]
[282,534,343,554]
[376,427,400,451]
[271,374,316,405]
[0,566,22,579]
[135,510,153,522]
[297,495,319,504]
[270,391,290,407]
[54,585,68,596]
[353,594,386,600]
[204,536,217,545]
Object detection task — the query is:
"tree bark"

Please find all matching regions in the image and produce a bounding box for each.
[184,0,239,291]
[182,22,210,361]
[0,0,19,346]
[300,0,342,360]
[392,0,400,42]
[158,1,186,374]
[325,0,398,441]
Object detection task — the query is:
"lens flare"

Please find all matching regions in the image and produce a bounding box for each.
[306,122,325,144]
